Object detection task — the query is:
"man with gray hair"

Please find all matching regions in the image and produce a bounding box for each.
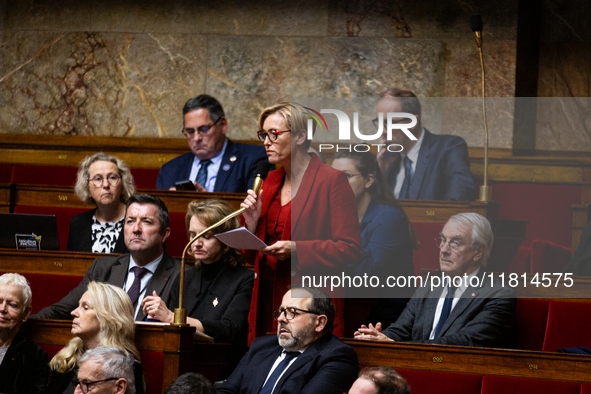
[355,212,516,348]
[74,347,135,394]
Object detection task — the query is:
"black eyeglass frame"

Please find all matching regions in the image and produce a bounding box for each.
[72,377,119,393]
[256,129,291,142]
[272,307,319,321]
[182,117,223,137]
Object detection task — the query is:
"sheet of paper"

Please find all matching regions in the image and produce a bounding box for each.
[215,226,267,250]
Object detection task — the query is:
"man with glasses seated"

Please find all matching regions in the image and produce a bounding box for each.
[376,88,475,201]
[218,286,359,394]
[73,347,136,394]
[156,94,268,192]
[355,213,517,348]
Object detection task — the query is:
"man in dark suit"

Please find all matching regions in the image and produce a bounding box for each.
[355,213,516,348]
[564,221,591,276]
[377,88,475,201]
[218,286,359,394]
[156,94,268,192]
[33,194,181,321]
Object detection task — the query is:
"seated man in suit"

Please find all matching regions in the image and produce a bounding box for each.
[33,194,181,321]
[564,221,591,276]
[376,88,475,201]
[348,367,410,394]
[355,212,516,348]
[218,286,359,394]
[156,94,268,192]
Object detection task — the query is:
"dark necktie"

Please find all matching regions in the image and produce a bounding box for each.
[259,351,300,394]
[195,159,212,188]
[127,267,149,310]
[399,156,413,199]
[434,284,456,339]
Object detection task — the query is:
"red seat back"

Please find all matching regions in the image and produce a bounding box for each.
[581,383,591,394]
[543,301,591,352]
[14,206,87,251]
[515,298,549,351]
[0,164,13,183]
[481,375,580,394]
[531,239,572,274]
[166,212,188,258]
[130,168,160,190]
[397,369,483,394]
[11,165,78,186]
[507,245,531,273]
[411,222,444,276]
[139,350,164,394]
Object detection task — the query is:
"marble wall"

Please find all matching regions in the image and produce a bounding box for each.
[0,0,531,149]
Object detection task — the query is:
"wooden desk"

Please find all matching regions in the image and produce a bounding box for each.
[0,248,101,276]
[23,319,230,393]
[344,339,591,383]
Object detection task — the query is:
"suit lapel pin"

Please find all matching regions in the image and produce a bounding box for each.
[229,155,237,162]
[471,292,476,297]
[223,164,230,171]
[213,297,219,307]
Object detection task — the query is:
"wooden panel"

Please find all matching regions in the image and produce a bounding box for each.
[398,200,499,223]
[571,204,591,253]
[21,319,227,393]
[0,249,101,276]
[344,339,591,383]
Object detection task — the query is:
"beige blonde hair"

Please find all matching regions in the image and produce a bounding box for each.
[74,153,135,205]
[49,282,140,373]
[258,102,314,150]
[185,199,244,269]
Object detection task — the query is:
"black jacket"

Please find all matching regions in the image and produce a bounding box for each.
[0,331,49,394]
[67,209,127,254]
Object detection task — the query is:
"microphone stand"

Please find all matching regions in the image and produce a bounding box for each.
[473,17,492,202]
[172,175,266,326]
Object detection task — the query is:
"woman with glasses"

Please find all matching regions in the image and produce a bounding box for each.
[241,102,362,341]
[332,150,418,327]
[47,281,144,394]
[67,152,135,253]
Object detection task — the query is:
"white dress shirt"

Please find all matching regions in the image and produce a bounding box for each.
[394,127,425,199]
[122,254,163,319]
[189,138,228,192]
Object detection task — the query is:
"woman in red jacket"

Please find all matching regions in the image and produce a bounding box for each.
[241,102,362,342]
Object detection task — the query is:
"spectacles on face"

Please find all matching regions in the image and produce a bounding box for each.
[343,172,363,180]
[272,307,318,321]
[372,117,413,129]
[182,117,222,137]
[89,175,121,188]
[435,236,464,253]
[257,129,291,142]
[72,377,119,393]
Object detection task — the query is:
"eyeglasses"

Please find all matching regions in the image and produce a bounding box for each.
[273,307,319,321]
[435,236,464,253]
[72,377,119,393]
[182,117,222,137]
[257,129,291,142]
[344,172,363,180]
[89,175,121,188]
[372,117,413,129]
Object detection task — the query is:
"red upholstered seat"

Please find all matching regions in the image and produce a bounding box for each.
[14,206,87,251]
[397,369,482,394]
[507,244,531,273]
[139,350,164,394]
[531,239,572,274]
[130,168,160,190]
[491,183,581,248]
[411,222,444,276]
[542,301,591,352]
[515,298,549,351]
[0,163,13,183]
[481,375,580,394]
[1,272,83,314]
[11,165,78,186]
[38,344,63,361]
[166,212,188,258]
[581,383,591,394]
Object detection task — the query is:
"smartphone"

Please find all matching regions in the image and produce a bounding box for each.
[174,180,196,191]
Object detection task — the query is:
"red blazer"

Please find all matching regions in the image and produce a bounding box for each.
[247,154,362,342]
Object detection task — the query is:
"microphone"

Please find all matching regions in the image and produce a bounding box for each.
[172,161,271,325]
[471,14,483,48]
